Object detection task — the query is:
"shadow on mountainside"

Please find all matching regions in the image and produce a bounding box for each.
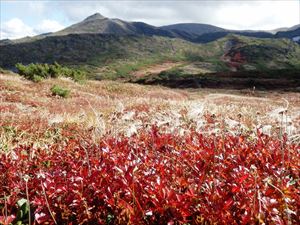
[133,69,300,91]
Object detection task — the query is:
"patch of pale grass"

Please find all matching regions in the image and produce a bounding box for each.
[1,74,299,145]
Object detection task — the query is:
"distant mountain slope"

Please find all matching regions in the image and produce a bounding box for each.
[54,13,176,38]
[0,39,13,45]
[160,23,225,36]
[193,30,274,43]
[3,13,299,47]
[1,12,300,81]
[134,36,300,89]
[1,31,300,77]
[0,34,203,70]
[219,35,300,71]
[275,26,300,43]
[160,23,278,43]
[267,25,300,34]
[56,13,292,43]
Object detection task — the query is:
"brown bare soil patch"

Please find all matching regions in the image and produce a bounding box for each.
[132,62,182,78]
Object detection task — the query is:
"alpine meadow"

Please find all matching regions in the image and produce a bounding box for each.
[0,1,299,225]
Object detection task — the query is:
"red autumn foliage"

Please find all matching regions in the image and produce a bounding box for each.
[0,127,299,224]
[231,51,246,63]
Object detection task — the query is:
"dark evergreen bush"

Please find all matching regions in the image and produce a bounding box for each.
[15,62,86,82]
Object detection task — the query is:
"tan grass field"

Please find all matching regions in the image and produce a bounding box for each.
[1,72,299,149]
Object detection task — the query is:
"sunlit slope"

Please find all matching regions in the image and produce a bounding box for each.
[1,34,300,80]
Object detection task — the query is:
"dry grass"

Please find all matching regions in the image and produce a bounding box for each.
[1,72,299,149]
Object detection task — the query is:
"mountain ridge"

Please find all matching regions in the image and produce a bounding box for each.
[1,13,300,82]
[160,23,225,36]
[1,13,299,45]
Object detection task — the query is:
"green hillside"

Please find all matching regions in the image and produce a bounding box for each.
[0,33,210,79]
[1,33,300,80]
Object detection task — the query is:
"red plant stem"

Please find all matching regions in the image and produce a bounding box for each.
[267,181,292,225]
[40,180,57,225]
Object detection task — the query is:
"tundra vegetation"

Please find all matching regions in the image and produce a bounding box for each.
[0,69,299,224]
[0,16,300,225]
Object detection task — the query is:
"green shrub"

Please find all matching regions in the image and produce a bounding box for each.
[50,85,70,98]
[184,51,204,62]
[69,70,86,82]
[158,68,184,79]
[115,63,138,78]
[15,63,86,82]
[32,75,44,82]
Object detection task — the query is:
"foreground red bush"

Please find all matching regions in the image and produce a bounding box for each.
[0,127,299,224]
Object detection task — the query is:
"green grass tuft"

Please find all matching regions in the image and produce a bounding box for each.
[50,85,70,98]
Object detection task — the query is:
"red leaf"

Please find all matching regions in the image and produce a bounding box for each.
[238,174,249,184]
[232,186,241,193]
[35,212,49,224]
[0,215,16,225]
[223,198,234,210]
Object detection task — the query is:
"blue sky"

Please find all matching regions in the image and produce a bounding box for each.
[1,0,300,39]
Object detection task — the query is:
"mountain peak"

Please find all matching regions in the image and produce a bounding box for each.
[84,13,106,21]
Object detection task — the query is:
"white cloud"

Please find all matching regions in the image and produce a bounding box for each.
[57,1,111,22]
[35,20,65,34]
[1,0,299,39]
[213,1,299,30]
[0,18,65,40]
[28,1,46,15]
[55,0,299,30]
[0,18,36,39]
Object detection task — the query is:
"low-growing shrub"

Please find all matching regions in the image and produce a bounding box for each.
[15,62,86,82]
[158,68,184,79]
[0,128,299,224]
[184,51,204,62]
[50,85,70,98]
[32,75,43,83]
